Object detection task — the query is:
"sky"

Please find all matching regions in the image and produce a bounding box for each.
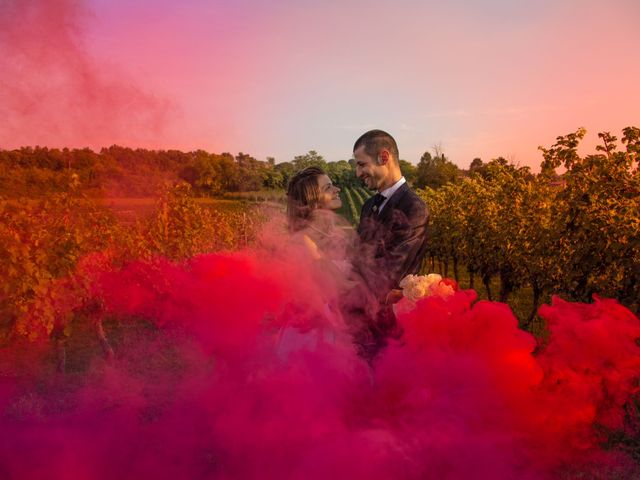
[1,0,639,170]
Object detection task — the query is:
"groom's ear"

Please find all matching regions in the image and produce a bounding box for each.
[377,150,390,165]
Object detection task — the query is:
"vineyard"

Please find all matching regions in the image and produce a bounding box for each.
[339,185,374,224]
[420,128,640,328]
[0,131,639,477]
[0,183,267,372]
[332,129,640,333]
[0,179,373,372]
[2,128,638,371]
[2,0,639,471]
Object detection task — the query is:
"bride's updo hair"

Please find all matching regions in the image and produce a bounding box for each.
[287,166,325,232]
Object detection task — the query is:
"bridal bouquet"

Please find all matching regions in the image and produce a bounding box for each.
[399,273,457,302]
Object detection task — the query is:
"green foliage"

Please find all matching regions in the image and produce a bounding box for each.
[414,150,462,189]
[3,126,638,363]
[325,160,360,189]
[542,129,640,306]
[146,183,224,260]
[399,160,417,184]
[349,187,366,206]
[355,186,373,200]
[221,191,286,202]
[539,127,587,175]
[342,188,360,225]
[421,126,640,326]
[0,181,264,345]
[0,146,367,197]
[0,185,119,339]
[292,150,326,170]
[469,157,483,172]
[144,183,262,260]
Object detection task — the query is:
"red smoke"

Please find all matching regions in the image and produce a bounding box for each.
[0,249,639,479]
[0,0,171,148]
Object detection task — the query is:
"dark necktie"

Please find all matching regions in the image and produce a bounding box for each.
[371,193,386,215]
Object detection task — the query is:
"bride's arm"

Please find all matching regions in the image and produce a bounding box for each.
[301,234,359,291]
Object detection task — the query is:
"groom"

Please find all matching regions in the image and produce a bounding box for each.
[351,129,429,358]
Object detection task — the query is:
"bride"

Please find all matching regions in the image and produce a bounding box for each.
[275,166,362,359]
[286,167,355,284]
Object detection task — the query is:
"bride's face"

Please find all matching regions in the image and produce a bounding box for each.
[316,174,342,210]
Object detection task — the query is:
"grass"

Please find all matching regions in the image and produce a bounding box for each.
[98,197,257,224]
[221,190,286,202]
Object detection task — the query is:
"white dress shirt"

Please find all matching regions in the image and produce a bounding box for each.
[377,177,406,214]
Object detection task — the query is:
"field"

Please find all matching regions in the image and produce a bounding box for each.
[338,186,374,224]
[1,178,639,478]
[2,134,640,476]
[99,197,274,223]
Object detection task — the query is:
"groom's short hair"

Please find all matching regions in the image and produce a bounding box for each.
[353,130,399,164]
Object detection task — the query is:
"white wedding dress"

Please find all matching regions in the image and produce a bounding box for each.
[274,211,355,361]
[275,302,341,361]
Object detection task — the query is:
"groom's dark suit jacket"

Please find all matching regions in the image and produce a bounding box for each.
[354,183,429,302]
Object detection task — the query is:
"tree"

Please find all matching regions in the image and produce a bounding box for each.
[399,159,417,184]
[326,160,358,189]
[469,157,483,173]
[275,162,295,190]
[415,150,461,189]
[291,150,326,170]
[540,128,640,310]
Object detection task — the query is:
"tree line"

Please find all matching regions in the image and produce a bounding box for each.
[0,147,352,198]
[0,143,478,198]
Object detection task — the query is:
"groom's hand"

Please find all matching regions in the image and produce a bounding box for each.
[383,289,404,305]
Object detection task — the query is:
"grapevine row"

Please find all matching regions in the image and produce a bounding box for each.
[0,183,264,371]
[420,127,640,326]
[343,188,360,225]
[350,187,366,207]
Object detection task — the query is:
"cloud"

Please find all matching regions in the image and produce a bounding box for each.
[0,0,173,149]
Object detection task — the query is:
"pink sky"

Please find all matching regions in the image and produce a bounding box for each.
[1,0,638,170]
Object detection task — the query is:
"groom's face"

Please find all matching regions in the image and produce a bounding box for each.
[354,145,387,191]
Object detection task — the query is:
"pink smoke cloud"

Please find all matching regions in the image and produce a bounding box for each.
[0,246,639,479]
[0,0,172,149]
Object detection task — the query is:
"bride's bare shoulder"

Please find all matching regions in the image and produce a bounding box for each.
[300,233,321,259]
[284,227,321,259]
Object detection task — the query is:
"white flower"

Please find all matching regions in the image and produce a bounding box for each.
[399,273,454,302]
